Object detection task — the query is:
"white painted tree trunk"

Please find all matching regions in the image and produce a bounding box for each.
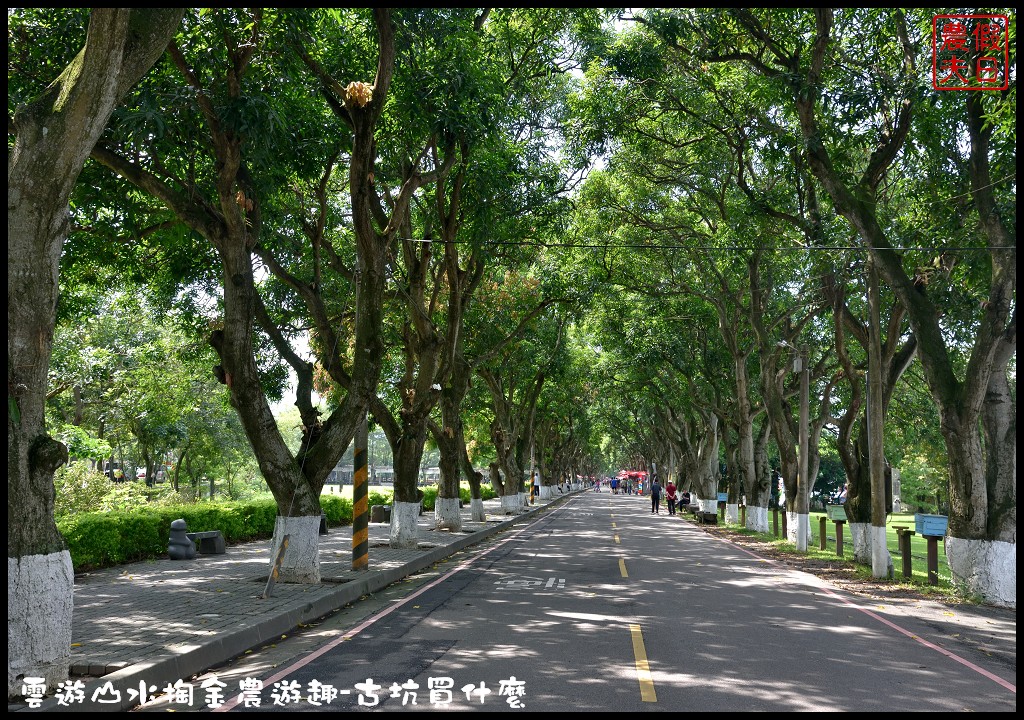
[849,523,873,564]
[726,503,739,524]
[390,501,421,549]
[539,485,553,500]
[698,497,716,513]
[788,512,813,545]
[946,537,1016,608]
[270,516,321,583]
[434,497,461,532]
[746,506,769,533]
[500,494,521,515]
[470,498,486,522]
[870,525,893,578]
[8,552,73,695]
[520,492,528,509]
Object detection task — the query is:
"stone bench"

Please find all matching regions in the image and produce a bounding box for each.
[696,511,718,525]
[186,530,226,555]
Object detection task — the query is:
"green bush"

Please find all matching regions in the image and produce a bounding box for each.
[478,483,498,501]
[420,485,438,511]
[413,483,498,509]
[57,497,351,572]
[54,462,111,517]
[368,489,393,508]
[321,495,353,527]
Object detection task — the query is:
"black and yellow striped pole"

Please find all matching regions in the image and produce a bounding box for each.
[352,411,369,572]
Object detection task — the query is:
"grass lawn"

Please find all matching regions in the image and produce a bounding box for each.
[808,510,952,584]
[716,507,965,602]
[321,484,395,500]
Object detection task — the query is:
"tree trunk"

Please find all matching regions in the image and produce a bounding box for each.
[390,420,427,548]
[459,430,486,522]
[434,364,473,530]
[7,8,184,698]
[746,418,771,532]
[945,358,1016,607]
[694,415,720,512]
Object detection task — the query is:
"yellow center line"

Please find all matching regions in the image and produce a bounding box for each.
[619,558,628,577]
[630,624,658,702]
[614,534,620,544]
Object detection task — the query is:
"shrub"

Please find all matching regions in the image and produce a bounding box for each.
[368,489,393,508]
[479,483,498,501]
[54,462,111,516]
[420,485,438,511]
[56,497,350,572]
[321,495,353,527]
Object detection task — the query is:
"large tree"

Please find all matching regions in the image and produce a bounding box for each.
[8,8,184,697]
[89,9,403,581]
[716,8,1015,605]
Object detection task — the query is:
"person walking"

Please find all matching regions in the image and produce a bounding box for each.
[651,478,662,514]
[666,479,677,515]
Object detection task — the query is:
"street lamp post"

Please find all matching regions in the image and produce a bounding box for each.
[777,340,811,552]
[796,346,810,552]
[867,257,890,578]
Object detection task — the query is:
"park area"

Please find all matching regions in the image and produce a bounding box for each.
[712,510,957,594]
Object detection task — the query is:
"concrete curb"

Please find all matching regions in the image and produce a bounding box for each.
[30,490,581,712]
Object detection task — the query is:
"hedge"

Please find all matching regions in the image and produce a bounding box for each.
[56,485,501,572]
[57,495,353,572]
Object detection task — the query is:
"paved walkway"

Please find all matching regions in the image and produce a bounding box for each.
[18,490,579,712]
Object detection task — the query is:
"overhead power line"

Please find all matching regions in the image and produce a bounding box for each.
[405,238,1013,252]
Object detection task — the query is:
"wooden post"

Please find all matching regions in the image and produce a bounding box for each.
[262,535,289,599]
[925,535,941,585]
[819,516,827,550]
[835,521,845,558]
[895,527,915,579]
[773,507,779,537]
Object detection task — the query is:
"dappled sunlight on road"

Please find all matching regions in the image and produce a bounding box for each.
[544,609,638,625]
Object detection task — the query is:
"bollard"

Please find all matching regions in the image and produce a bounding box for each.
[719,502,725,522]
[781,509,788,538]
[352,418,369,572]
[168,518,196,560]
[819,517,828,550]
[773,507,779,537]
[924,534,941,585]
[835,520,845,558]
[740,505,746,527]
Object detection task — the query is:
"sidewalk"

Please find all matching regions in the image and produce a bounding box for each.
[19,490,580,712]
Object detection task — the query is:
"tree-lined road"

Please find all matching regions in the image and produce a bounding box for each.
[216,493,1015,712]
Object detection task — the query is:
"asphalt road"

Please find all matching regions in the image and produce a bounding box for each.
[187,491,1014,713]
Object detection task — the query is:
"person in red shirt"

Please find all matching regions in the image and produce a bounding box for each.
[666,480,678,515]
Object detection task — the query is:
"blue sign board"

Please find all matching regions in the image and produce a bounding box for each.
[915,514,948,537]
